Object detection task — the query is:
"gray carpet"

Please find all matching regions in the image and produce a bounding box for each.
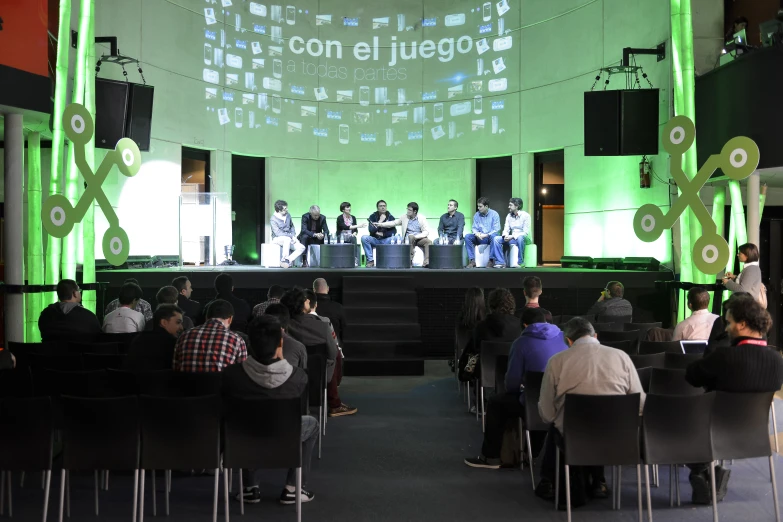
[6,362,783,521]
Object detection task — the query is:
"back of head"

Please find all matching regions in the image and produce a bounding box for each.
[523,276,543,299]
[214,273,233,296]
[249,315,283,363]
[521,307,547,327]
[57,279,80,302]
[156,286,179,305]
[154,304,183,327]
[459,287,486,328]
[119,283,143,306]
[563,317,595,343]
[264,303,291,330]
[312,278,328,294]
[124,278,140,286]
[607,281,624,299]
[487,288,515,316]
[267,284,285,300]
[206,299,234,320]
[304,289,318,310]
[687,286,710,311]
[738,242,760,263]
[171,276,189,294]
[280,288,306,317]
[725,295,772,334]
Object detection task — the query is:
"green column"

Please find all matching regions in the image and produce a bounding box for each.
[81,0,97,313]
[728,180,748,274]
[26,133,44,342]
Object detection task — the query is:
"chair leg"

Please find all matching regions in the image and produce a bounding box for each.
[222,468,229,522]
[653,464,659,487]
[773,405,780,454]
[212,468,219,522]
[318,406,323,459]
[612,466,616,510]
[66,471,70,518]
[617,465,622,510]
[1,468,5,515]
[58,470,65,522]
[296,467,302,522]
[7,471,12,517]
[645,465,653,522]
[20,471,25,488]
[94,470,100,516]
[152,470,156,517]
[239,469,244,516]
[466,381,471,411]
[105,471,109,491]
[42,471,45,490]
[165,470,170,516]
[480,387,485,431]
[770,456,781,522]
[132,470,139,522]
[709,461,719,522]
[323,394,327,435]
[675,466,681,506]
[669,465,674,507]
[139,470,146,522]
[525,430,535,488]
[565,463,572,522]
[637,464,643,522]
[42,470,52,522]
[554,450,560,510]
[228,471,232,498]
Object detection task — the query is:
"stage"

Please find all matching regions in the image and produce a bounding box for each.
[95,266,673,375]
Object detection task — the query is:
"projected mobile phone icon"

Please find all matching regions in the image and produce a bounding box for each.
[271,5,282,22]
[235,14,241,32]
[450,101,470,116]
[235,107,243,128]
[249,2,267,16]
[314,87,328,101]
[492,116,499,134]
[492,57,506,74]
[218,108,230,125]
[273,59,282,78]
[431,125,445,140]
[474,95,482,114]
[203,68,220,84]
[476,38,490,55]
[262,77,282,91]
[448,121,456,139]
[397,88,406,105]
[433,103,443,122]
[445,13,465,26]
[204,43,212,65]
[494,36,512,51]
[258,93,269,110]
[498,17,505,35]
[271,95,281,113]
[205,8,217,25]
[488,78,507,92]
[339,124,349,144]
[251,41,262,54]
[496,0,510,17]
[286,6,295,25]
[249,110,255,128]
[359,86,370,106]
[226,54,243,68]
[483,2,491,21]
[477,58,483,76]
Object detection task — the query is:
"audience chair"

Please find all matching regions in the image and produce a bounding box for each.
[7,342,59,368]
[642,393,716,515]
[591,323,619,333]
[624,322,663,348]
[170,372,222,397]
[602,340,634,355]
[60,396,141,522]
[100,332,140,354]
[599,330,640,353]
[0,368,34,398]
[639,340,683,356]
[649,368,703,396]
[455,327,472,395]
[66,342,120,355]
[560,315,595,323]
[305,344,329,436]
[223,396,304,520]
[479,341,513,432]
[138,395,222,521]
[629,353,666,370]
[41,369,109,399]
[712,391,780,521]
[106,369,139,396]
[663,352,702,370]
[135,370,176,396]
[550,315,562,325]
[28,354,83,371]
[598,314,633,324]
[83,353,126,371]
[636,367,652,394]
[0,397,54,521]
[305,353,326,458]
[522,371,547,489]
[557,393,643,522]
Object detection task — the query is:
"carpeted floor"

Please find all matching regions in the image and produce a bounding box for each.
[6,362,783,521]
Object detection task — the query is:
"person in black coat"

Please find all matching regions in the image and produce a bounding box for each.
[124,305,184,372]
[172,276,202,324]
[201,274,252,333]
[334,202,367,266]
[312,278,346,343]
[38,279,102,343]
[298,206,330,267]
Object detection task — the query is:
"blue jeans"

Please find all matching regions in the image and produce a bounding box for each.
[491,235,526,266]
[361,235,393,262]
[464,233,496,261]
[243,415,320,488]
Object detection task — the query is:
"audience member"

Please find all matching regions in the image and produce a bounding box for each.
[586,281,632,318]
[173,299,248,372]
[464,308,566,469]
[253,285,285,317]
[222,315,318,504]
[705,292,752,356]
[156,286,194,330]
[264,303,308,369]
[456,287,486,338]
[104,278,153,323]
[313,278,346,342]
[172,276,202,323]
[458,288,521,383]
[201,273,252,332]
[536,317,644,501]
[124,304,184,372]
[518,276,553,323]
[672,287,719,341]
[281,288,357,417]
[38,279,101,343]
[103,282,146,333]
[685,295,783,505]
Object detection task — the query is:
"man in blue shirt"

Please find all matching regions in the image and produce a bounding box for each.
[361,200,396,268]
[491,197,531,268]
[436,199,465,244]
[464,197,501,268]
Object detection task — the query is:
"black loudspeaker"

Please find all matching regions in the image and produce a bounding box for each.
[593,257,624,269]
[622,257,661,271]
[95,78,129,149]
[126,83,154,151]
[584,89,659,156]
[560,256,594,269]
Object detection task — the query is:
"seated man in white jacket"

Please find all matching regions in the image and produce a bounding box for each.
[491,197,530,268]
[374,201,432,267]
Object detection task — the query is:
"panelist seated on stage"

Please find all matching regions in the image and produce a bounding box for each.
[464,197,501,268]
[271,199,306,269]
[491,198,530,268]
[335,202,367,243]
[374,202,432,268]
[436,199,465,245]
[361,200,397,268]
[298,205,330,267]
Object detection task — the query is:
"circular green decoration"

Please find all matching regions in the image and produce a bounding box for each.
[102,226,130,266]
[62,104,94,146]
[633,204,664,242]
[41,195,75,238]
[720,136,760,181]
[661,115,695,155]
[693,233,730,275]
[115,138,142,177]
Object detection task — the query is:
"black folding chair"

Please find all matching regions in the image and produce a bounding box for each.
[0,397,54,520]
[598,314,632,324]
[636,367,653,394]
[106,369,139,396]
[602,340,634,355]
[100,332,140,354]
[223,396,304,521]
[624,322,663,346]
[41,369,109,398]
[629,353,666,370]
[66,342,120,355]
[592,322,622,333]
[649,368,703,396]
[639,340,683,356]
[305,353,325,458]
[138,395,222,521]
[522,371,547,488]
[663,352,702,370]
[170,371,222,397]
[0,367,34,398]
[7,342,59,368]
[135,370,176,396]
[479,341,512,432]
[28,354,83,371]
[305,344,329,436]
[599,330,641,354]
[83,353,126,370]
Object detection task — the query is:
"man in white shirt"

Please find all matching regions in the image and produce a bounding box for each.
[672,286,719,341]
[491,198,530,268]
[103,282,146,333]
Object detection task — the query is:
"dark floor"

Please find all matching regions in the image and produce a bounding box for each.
[5,363,783,521]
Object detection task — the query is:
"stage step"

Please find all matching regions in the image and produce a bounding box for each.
[342,275,415,292]
[344,306,419,324]
[342,290,417,308]
[343,357,425,376]
[342,340,423,358]
[343,324,421,341]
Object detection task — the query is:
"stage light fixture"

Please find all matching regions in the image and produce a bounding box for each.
[560,256,594,269]
[593,257,624,270]
[622,257,661,271]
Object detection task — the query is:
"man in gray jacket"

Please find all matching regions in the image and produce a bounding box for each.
[586,281,633,318]
[271,200,306,268]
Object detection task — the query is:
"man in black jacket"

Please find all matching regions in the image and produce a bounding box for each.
[222,315,319,504]
[685,295,783,505]
[201,273,252,332]
[172,276,202,324]
[298,205,330,267]
[124,305,184,372]
[312,278,345,342]
[38,279,101,343]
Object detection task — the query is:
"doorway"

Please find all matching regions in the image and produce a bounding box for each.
[476,156,512,217]
[533,151,565,265]
[231,155,265,265]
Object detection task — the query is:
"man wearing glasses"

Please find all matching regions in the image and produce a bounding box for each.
[38,279,102,343]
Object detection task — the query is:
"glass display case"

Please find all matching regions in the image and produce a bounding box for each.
[178,191,231,266]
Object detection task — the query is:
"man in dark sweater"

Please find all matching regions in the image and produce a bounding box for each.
[686,295,783,504]
[516,276,553,323]
[586,281,633,318]
[124,305,184,372]
[313,278,345,342]
[264,303,308,369]
[201,273,252,332]
[38,279,102,343]
[222,315,319,505]
[172,276,202,324]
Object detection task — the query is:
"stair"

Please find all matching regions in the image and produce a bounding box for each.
[343,324,421,341]
[342,291,417,308]
[343,307,419,324]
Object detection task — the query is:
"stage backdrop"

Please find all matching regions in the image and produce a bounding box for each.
[89,0,673,265]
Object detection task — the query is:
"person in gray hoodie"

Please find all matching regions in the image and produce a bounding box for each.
[38,279,102,343]
[222,315,319,505]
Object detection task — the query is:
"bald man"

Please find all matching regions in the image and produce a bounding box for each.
[312,278,345,343]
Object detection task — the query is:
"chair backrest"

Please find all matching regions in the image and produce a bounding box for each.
[61,395,140,470]
[99,332,140,354]
[306,353,325,408]
[598,314,632,324]
[649,368,703,396]
[0,397,54,470]
[106,369,139,396]
[7,341,59,366]
[591,322,621,333]
[636,367,653,393]
[602,340,635,355]
[712,391,775,460]
[134,370,176,396]
[29,353,83,371]
[663,352,702,370]
[83,353,126,371]
[550,315,562,325]
[642,392,715,465]
[305,344,329,384]
[624,322,663,333]
[139,395,221,469]
[0,367,34,398]
[67,342,120,355]
[480,341,512,389]
[561,314,594,323]
[629,353,666,369]
[41,369,109,398]
[639,340,683,355]
[598,330,640,344]
[223,396,303,470]
[562,393,641,466]
[171,371,223,397]
[523,371,548,432]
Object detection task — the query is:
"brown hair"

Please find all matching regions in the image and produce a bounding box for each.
[523,276,542,299]
[738,243,760,263]
[687,286,710,311]
[487,288,516,316]
[457,287,486,329]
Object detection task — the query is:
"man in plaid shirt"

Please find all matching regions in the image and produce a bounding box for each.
[252,285,285,317]
[173,299,248,372]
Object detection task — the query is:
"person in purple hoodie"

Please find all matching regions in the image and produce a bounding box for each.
[464,307,567,469]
